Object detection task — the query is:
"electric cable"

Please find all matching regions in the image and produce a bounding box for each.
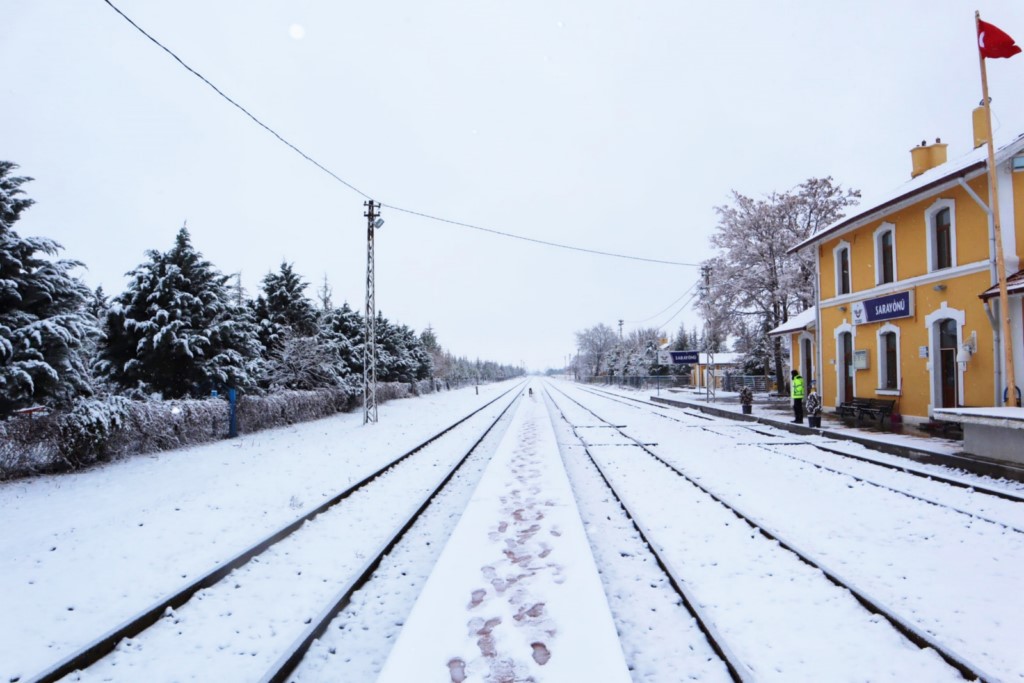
[623,279,700,324]
[382,205,698,266]
[653,288,701,332]
[100,0,698,268]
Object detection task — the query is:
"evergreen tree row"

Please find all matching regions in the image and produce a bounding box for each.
[0,162,521,418]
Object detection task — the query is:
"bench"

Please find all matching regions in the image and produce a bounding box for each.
[837,398,896,426]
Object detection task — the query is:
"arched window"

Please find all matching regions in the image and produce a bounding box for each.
[833,240,852,296]
[876,323,900,393]
[873,222,896,285]
[925,199,956,272]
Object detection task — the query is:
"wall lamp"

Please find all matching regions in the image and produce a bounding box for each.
[933,283,947,292]
[956,331,978,370]
[838,305,847,312]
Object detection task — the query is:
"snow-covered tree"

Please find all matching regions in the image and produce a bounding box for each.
[318,301,363,379]
[404,325,433,381]
[704,177,858,388]
[98,227,261,398]
[266,334,344,390]
[732,318,774,376]
[0,162,97,416]
[420,326,449,379]
[624,327,662,376]
[575,323,618,377]
[375,312,431,383]
[254,261,318,355]
[315,274,333,312]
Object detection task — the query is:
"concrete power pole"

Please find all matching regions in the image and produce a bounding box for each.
[701,264,716,403]
[363,200,383,424]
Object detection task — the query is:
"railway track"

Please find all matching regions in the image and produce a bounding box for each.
[545,380,1001,682]
[29,383,524,683]
[580,384,1024,510]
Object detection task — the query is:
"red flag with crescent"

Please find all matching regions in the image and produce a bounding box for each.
[978,19,1021,59]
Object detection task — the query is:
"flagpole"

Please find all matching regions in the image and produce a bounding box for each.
[976,10,1019,406]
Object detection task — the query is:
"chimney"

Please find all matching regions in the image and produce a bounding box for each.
[910,138,948,178]
[973,105,990,148]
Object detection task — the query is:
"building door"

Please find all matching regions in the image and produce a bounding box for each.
[938,319,958,407]
[841,332,854,402]
[802,337,814,387]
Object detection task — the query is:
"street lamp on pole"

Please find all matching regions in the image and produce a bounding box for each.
[364,200,383,425]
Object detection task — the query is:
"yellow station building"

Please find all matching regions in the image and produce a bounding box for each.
[787,116,1024,423]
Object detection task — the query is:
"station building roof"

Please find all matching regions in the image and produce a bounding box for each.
[788,132,1024,255]
[767,308,816,337]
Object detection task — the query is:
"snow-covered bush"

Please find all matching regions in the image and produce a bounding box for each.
[1,376,431,480]
[51,396,230,469]
[408,379,437,397]
[0,413,60,478]
[236,385,360,432]
[56,396,131,467]
[118,398,228,454]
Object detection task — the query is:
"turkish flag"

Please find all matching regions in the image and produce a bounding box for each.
[978,20,1021,59]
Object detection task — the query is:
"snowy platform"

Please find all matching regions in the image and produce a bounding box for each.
[933,406,1024,466]
[377,393,631,683]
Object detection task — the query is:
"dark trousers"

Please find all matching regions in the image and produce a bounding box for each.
[793,398,804,423]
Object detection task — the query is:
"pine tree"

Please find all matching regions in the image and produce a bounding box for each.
[318,301,363,379]
[315,274,333,312]
[98,227,260,398]
[0,162,97,416]
[255,261,318,355]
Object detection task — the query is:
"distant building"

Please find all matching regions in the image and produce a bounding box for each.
[691,352,743,390]
[789,113,1024,421]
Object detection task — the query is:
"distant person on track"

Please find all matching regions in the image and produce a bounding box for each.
[790,370,805,424]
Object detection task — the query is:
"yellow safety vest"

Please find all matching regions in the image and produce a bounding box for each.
[791,376,805,399]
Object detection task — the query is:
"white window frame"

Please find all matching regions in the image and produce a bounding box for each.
[925,198,957,272]
[833,239,852,297]
[876,323,901,395]
[833,321,856,405]
[799,331,816,386]
[924,303,966,412]
[873,222,897,285]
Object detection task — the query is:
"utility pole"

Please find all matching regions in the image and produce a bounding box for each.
[701,264,716,403]
[363,200,383,424]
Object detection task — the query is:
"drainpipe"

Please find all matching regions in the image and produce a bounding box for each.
[814,253,824,407]
[957,176,1002,405]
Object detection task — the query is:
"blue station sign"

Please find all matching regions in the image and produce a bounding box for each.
[852,290,914,325]
[668,350,699,364]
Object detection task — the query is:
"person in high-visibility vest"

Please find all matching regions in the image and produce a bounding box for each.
[790,370,805,424]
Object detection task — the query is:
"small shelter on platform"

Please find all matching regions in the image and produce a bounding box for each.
[692,352,743,390]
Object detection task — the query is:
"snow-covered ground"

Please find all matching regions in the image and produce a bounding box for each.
[3,378,1022,682]
[1,382,519,682]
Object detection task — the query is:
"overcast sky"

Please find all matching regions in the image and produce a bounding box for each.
[4,1,1024,370]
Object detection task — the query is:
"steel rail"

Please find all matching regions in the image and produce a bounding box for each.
[543,386,753,683]
[547,380,998,683]
[28,381,525,683]
[260,386,523,683]
[578,384,1024,503]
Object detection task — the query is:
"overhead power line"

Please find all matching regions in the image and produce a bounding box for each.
[100,0,698,268]
[624,279,700,324]
[383,205,697,266]
[654,288,701,332]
